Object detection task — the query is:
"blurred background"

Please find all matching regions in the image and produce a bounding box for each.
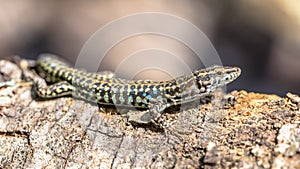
[0,0,299,96]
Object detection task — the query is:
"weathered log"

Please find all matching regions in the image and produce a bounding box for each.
[0,59,299,168]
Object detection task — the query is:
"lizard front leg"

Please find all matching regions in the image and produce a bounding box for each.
[127,98,171,125]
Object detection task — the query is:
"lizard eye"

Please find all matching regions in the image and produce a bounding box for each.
[217,71,222,75]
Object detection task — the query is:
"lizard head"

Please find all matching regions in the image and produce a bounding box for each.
[193,66,241,94]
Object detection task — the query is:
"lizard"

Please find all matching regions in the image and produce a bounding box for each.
[34,54,241,125]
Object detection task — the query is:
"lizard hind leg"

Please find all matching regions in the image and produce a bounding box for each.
[34,79,74,98]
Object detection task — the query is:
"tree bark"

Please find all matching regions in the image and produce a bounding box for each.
[0,59,299,168]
